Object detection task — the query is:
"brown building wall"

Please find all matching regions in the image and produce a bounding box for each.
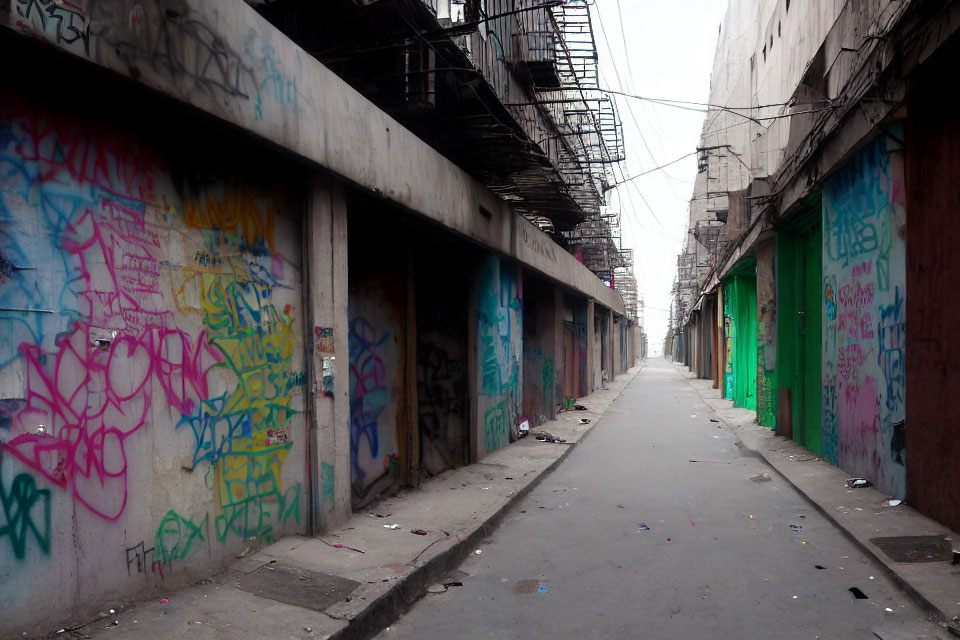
[905,38,960,532]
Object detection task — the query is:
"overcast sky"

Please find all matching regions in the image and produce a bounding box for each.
[592,0,728,355]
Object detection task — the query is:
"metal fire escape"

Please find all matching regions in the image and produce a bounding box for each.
[531,0,628,283]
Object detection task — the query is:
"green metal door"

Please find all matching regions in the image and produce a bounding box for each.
[776,220,823,453]
[798,225,823,454]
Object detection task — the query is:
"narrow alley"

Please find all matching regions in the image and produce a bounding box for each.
[379,360,946,640]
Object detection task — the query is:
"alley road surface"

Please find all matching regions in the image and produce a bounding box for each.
[378,360,946,640]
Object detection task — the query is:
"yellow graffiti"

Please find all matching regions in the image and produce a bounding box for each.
[184,185,276,253]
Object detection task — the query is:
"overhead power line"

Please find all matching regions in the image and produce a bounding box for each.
[602,150,700,192]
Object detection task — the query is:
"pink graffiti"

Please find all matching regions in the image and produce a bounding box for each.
[837,344,867,383]
[2,323,220,520]
[2,185,221,520]
[837,375,885,486]
[1,98,157,202]
[837,262,875,341]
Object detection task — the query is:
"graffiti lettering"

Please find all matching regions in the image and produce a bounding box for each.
[0,471,51,559]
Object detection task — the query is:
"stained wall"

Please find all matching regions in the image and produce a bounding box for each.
[821,133,907,498]
[0,87,308,631]
[476,256,523,455]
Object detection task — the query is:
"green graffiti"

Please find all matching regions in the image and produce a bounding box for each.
[0,473,51,559]
[155,509,207,564]
[321,462,334,513]
[215,482,300,544]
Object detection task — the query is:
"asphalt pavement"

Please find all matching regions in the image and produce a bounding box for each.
[377,359,948,640]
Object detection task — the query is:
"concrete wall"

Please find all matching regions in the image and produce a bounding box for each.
[476,257,523,455]
[821,133,907,499]
[521,280,558,426]
[0,0,624,318]
[346,229,407,508]
[756,239,777,428]
[0,85,308,631]
[416,251,470,478]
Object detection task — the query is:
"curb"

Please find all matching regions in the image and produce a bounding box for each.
[328,365,645,640]
[678,368,960,637]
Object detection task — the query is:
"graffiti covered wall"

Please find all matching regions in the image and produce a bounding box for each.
[0,91,307,629]
[347,240,404,508]
[521,282,556,427]
[477,256,522,455]
[822,133,906,498]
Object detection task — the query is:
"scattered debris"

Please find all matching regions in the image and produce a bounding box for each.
[475,549,482,555]
[443,581,463,588]
[638,523,650,531]
[748,515,755,520]
[319,538,366,554]
[882,499,902,507]
[709,418,720,423]
[109,609,116,615]
[538,585,549,593]
[574,404,587,411]
[578,418,591,425]
[885,607,894,612]
[411,529,428,536]
[849,587,869,599]
[846,478,872,488]
[789,524,803,531]
[517,418,531,437]
[532,430,569,444]
[384,524,401,530]
[751,473,772,483]
[815,565,826,570]
[304,627,313,633]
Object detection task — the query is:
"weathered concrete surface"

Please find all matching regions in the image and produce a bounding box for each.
[681,365,960,635]
[0,2,623,315]
[380,360,948,640]
[60,366,644,640]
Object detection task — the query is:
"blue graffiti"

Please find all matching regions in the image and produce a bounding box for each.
[348,317,391,488]
[877,286,905,414]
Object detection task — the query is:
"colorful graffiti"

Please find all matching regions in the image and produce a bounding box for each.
[822,133,906,497]
[477,257,522,453]
[348,316,395,499]
[0,97,305,576]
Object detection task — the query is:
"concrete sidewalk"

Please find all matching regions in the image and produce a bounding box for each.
[61,365,644,640]
[676,363,960,637]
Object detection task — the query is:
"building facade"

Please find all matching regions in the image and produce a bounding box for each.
[0,0,642,634]
[669,0,960,533]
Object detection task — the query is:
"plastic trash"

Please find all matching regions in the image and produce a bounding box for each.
[384,524,401,530]
[411,529,428,536]
[517,419,530,437]
[578,418,590,424]
[475,549,482,555]
[574,404,587,411]
[638,523,650,531]
[845,478,871,488]
[538,585,548,593]
[709,418,720,423]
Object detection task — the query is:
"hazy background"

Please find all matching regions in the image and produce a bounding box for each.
[593,0,728,356]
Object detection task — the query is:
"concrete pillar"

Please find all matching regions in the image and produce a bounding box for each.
[553,286,564,415]
[586,299,596,393]
[756,239,777,428]
[305,174,350,531]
